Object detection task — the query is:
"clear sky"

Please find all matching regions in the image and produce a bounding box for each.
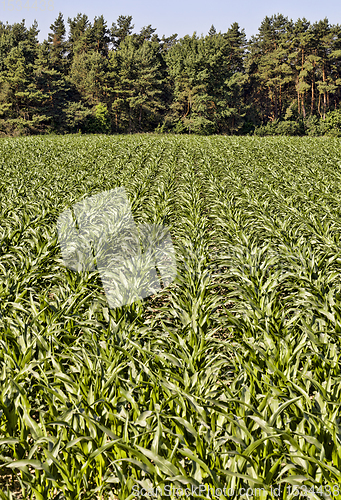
[1,0,340,42]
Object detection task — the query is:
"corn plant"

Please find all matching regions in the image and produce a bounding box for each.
[1,135,341,499]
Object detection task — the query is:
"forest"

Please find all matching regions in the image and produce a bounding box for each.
[0,12,341,136]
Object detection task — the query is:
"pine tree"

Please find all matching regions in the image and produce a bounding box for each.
[67,14,111,126]
[0,20,40,133]
[48,13,67,74]
[67,14,92,60]
[208,25,217,37]
[90,15,111,56]
[313,19,340,118]
[248,15,294,121]
[108,35,165,132]
[70,50,109,106]
[159,34,178,53]
[165,33,215,134]
[110,15,134,50]
[289,18,313,118]
[33,39,72,132]
[134,25,158,45]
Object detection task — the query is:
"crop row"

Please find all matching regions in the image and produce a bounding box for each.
[0,135,341,499]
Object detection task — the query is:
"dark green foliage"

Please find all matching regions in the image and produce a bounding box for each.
[110,15,134,50]
[254,119,305,136]
[109,36,165,133]
[323,109,341,135]
[0,13,341,136]
[47,13,68,74]
[62,101,92,133]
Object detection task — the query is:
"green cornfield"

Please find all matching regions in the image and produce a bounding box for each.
[1,135,341,499]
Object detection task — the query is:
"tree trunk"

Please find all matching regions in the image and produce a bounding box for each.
[184,93,190,118]
[269,93,275,121]
[301,49,305,117]
[323,93,326,120]
[311,69,315,114]
[323,67,326,120]
[279,84,282,117]
[302,96,306,119]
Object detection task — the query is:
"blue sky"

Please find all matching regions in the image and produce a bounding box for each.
[1,0,340,42]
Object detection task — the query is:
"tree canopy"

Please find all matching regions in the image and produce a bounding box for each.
[0,13,340,136]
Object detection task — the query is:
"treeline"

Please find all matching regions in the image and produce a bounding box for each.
[0,13,341,136]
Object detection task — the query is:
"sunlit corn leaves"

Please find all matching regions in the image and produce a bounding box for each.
[1,135,341,499]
